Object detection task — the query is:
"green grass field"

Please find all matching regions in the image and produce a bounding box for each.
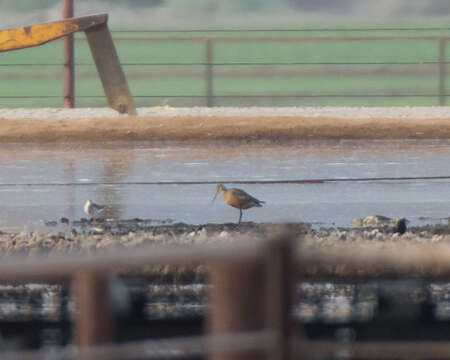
[1,26,450,108]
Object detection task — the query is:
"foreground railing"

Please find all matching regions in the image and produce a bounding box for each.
[1,229,450,359]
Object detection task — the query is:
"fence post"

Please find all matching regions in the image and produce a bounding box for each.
[264,233,296,360]
[208,257,265,360]
[72,270,114,351]
[439,38,447,106]
[205,39,214,107]
[62,0,75,108]
[85,23,137,115]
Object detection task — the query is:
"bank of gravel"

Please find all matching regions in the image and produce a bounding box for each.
[0,218,449,282]
[1,107,450,142]
[2,106,450,119]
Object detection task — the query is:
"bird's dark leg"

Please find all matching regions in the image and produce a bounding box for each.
[238,209,242,224]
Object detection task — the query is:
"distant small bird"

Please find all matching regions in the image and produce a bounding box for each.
[84,200,105,218]
[393,218,407,235]
[212,183,265,224]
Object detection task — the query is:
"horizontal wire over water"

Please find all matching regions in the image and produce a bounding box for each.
[1,175,449,187]
[1,61,450,65]
[2,94,450,99]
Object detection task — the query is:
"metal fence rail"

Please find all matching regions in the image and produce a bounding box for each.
[1,1,450,108]
[1,232,450,358]
[1,331,277,360]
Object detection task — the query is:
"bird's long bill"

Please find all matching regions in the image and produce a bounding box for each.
[211,190,219,204]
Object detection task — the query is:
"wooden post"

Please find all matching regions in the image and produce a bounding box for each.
[62,0,75,108]
[72,270,114,350]
[264,234,296,360]
[205,39,214,107]
[208,258,265,360]
[439,38,447,106]
[85,22,137,115]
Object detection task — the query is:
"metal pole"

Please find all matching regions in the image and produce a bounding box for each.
[264,233,298,360]
[73,270,114,350]
[439,38,447,106]
[63,0,74,108]
[208,258,265,360]
[205,39,214,107]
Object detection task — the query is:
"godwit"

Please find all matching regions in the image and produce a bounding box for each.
[212,183,265,223]
[84,200,105,218]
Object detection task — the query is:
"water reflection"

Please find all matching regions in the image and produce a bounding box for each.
[96,149,135,220]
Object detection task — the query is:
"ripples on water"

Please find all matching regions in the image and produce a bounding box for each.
[1,140,450,230]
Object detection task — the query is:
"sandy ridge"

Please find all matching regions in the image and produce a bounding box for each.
[0,107,450,142]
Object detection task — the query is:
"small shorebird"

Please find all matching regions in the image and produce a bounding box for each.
[212,183,265,223]
[393,218,407,235]
[84,200,105,218]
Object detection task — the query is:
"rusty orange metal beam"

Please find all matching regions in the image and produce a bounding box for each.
[0,14,107,52]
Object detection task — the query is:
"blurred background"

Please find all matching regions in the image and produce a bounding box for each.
[1,0,450,108]
[1,0,450,27]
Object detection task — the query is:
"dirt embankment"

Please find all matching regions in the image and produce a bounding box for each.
[1,115,450,142]
[2,107,450,142]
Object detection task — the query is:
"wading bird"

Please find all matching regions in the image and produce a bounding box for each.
[212,183,265,224]
[84,200,105,218]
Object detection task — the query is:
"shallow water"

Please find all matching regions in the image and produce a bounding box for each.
[1,139,450,231]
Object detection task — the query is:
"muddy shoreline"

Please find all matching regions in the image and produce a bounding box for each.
[0,218,449,280]
[4,217,450,253]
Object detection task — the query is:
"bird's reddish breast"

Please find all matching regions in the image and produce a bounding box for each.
[223,189,251,209]
[222,193,239,208]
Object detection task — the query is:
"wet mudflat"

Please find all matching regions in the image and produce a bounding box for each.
[0,139,450,232]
